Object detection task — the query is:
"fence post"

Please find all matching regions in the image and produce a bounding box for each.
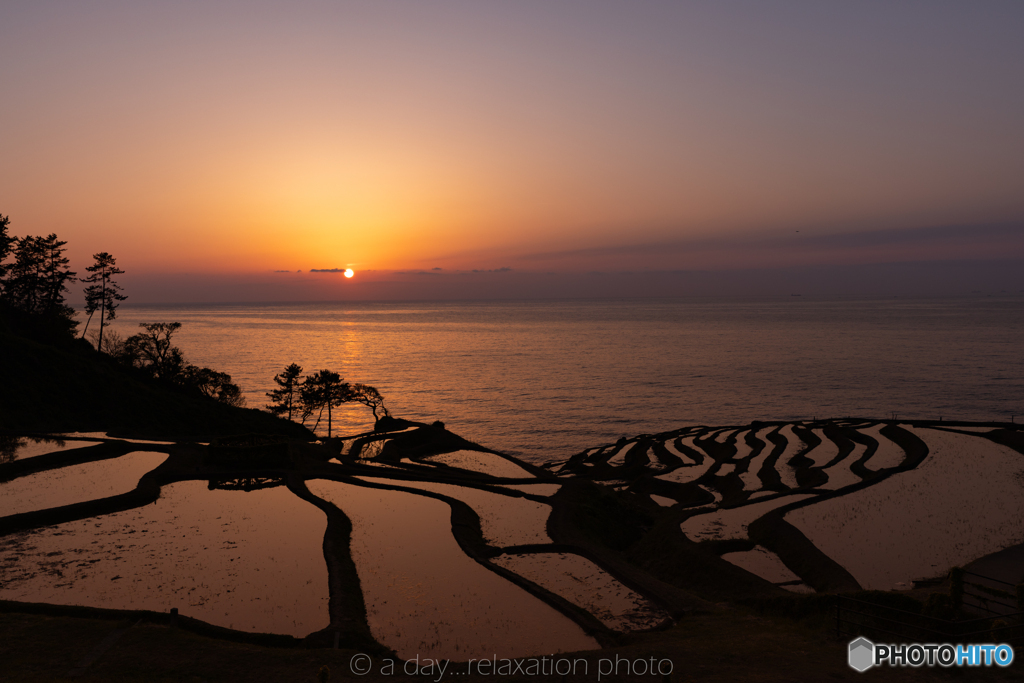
[835,595,841,640]
[991,619,1009,643]
[950,567,964,614]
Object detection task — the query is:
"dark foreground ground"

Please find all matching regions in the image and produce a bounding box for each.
[3,604,1021,683]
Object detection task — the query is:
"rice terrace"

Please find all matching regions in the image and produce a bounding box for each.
[3,3,1024,678]
[3,415,1024,681]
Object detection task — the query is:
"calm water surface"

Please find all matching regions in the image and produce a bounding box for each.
[105,297,1024,464]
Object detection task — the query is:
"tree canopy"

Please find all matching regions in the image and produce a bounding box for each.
[113,322,246,408]
[122,322,185,380]
[0,214,13,283]
[0,214,266,424]
[268,364,389,434]
[183,365,246,408]
[82,251,127,350]
[266,363,303,421]
[350,383,389,420]
[0,229,78,340]
[300,369,349,437]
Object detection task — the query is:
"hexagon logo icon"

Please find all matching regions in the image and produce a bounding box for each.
[848,637,875,672]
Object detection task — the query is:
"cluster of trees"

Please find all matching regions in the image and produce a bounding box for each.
[0,213,125,345]
[3,214,388,421]
[266,363,388,436]
[1,214,243,408]
[102,322,246,407]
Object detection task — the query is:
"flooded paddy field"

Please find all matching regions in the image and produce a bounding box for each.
[680,494,815,543]
[2,416,1023,662]
[1,451,167,516]
[0,481,329,637]
[786,427,1024,589]
[490,552,670,631]
[557,419,1024,595]
[361,477,552,547]
[720,546,812,593]
[422,449,536,479]
[495,482,561,497]
[0,436,104,463]
[306,478,596,659]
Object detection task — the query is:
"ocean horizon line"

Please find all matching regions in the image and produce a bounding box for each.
[98,291,1024,310]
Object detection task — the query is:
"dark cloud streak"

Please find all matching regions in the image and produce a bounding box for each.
[505,223,1024,271]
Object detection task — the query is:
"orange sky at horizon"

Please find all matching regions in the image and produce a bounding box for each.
[2,2,1024,288]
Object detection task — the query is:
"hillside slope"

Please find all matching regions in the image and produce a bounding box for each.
[0,331,312,440]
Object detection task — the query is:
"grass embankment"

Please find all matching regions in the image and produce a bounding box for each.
[0,330,312,439]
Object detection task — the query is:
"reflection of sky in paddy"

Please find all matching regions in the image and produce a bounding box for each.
[605,442,635,466]
[662,440,694,463]
[730,431,755,461]
[0,482,329,637]
[496,483,561,497]
[424,450,535,478]
[860,424,907,470]
[775,425,804,489]
[680,494,815,542]
[737,428,771,490]
[800,429,838,469]
[492,552,670,632]
[787,429,1024,590]
[816,438,865,491]
[307,479,597,660]
[680,435,706,457]
[359,476,551,547]
[699,485,722,504]
[721,546,802,585]
[0,451,167,516]
[656,456,713,484]
[713,429,737,443]
[0,437,103,463]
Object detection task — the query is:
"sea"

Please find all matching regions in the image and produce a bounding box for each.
[101,296,1024,465]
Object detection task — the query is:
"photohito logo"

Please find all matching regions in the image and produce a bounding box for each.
[848,637,1014,671]
[848,638,874,672]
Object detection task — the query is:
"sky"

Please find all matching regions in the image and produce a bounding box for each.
[2,1,1023,301]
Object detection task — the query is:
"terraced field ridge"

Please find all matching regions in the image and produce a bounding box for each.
[2,418,1022,660]
[552,419,1024,596]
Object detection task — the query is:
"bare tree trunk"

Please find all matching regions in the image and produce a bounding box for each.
[98,273,107,351]
[82,311,94,338]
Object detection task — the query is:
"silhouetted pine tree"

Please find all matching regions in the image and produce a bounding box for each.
[0,214,13,288]
[351,383,389,420]
[2,232,78,339]
[82,252,127,350]
[301,369,350,437]
[266,363,304,421]
[39,234,76,317]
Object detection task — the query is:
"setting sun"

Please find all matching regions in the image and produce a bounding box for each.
[344,269,354,278]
